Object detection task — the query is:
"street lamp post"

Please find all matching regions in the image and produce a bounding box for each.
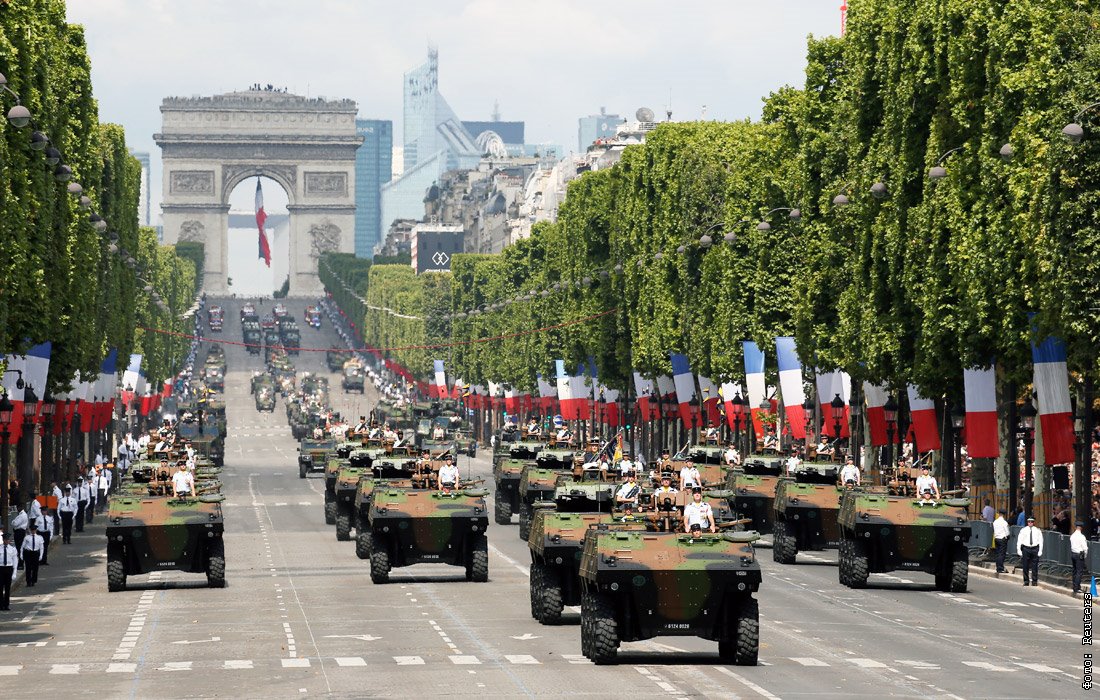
[40,400,54,493]
[0,392,13,532]
[1019,396,1038,519]
[950,404,966,493]
[883,394,898,486]
[759,398,772,453]
[830,394,845,461]
[850,390,863,470]
[1073,400,1088,537]
[18,386,38,505]
[802,395,816,455]
[730,392,745,460]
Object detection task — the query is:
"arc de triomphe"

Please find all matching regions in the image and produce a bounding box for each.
[155,90,362,294]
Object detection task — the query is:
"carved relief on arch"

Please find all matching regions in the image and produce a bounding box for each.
[309,221,342,258]
[178,220,206,243]
[221,164,297,202]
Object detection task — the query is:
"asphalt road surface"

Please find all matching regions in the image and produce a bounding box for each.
[0,297,1091,698]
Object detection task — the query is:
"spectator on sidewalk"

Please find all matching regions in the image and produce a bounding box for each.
[0,532,16,611]
[981,500,995,523]
[1071,521,1089,595]
[992,510,1011,574]
[1017,516,1043,587]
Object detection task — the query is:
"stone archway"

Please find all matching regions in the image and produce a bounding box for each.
[155,90,362,295]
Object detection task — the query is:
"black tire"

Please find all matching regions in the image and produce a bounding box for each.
[370,534,390,584]
[355,530,371,560]
[467,536,488,582]
[950,555,968,593]
[518,504,531,542]
[536,566,564,625]
[587,592,619,665]
[837,540,851,586]
[299,464,306,479]
[580,591,595,659]
[733,597,759,666]
[324,499,336,526]
[773,521,797,565]
[107,559,126,592]
[529,560,545,620]
[335,510,352,541]
[846,539,869,589]
[494,495,512,525]
[206,539,226,588]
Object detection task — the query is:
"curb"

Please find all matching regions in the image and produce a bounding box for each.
[968,561,1086,599]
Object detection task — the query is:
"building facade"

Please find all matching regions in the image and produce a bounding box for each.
[354,118,393,258]
[131,150,152,226]
[578,108,625,152]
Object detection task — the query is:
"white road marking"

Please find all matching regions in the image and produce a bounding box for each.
[224,660,254,669]
[505,655,540,665]
[19,593,54,624]
[562,654,588,664]
[334,657,366,667]
[848,658,887,668]
[394,656,425,665]
[282,658,311,668]
[713,666,782,700]
[896,659,939,669]
[106,663,137,673]
[449,655,481,665]
[158,661,192,671]
[1014,662,1064,673]
[790,657,829,666]
[488,543,530,576]
[0,666,21,676]
[49,664,80,674]
[962,661,1016,672]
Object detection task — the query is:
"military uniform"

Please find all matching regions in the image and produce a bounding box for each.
[21,525,43,586]
[58,492,77,543]
[0,536,16,610]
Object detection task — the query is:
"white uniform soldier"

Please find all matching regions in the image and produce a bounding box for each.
[915,466,939,498]
[679,464,702,490]
[683,488,716,534]
[840,458,861,486]
[58,488,78,544]
[437,456,460,492]
[172,463,195,498]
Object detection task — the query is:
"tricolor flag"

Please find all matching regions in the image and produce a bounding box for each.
[815,370,851,438]
[862,381,890,447]
[555,360,576,420]
[570,364,592,420]
[431,360,447,398]
[600,386,621,427]
[670,353,696,428]
[656,374,676,418]
[255,178,272,268]
[122,353,143,406]
[1,353,26,444]
[743,341,767,435]
[697,375,721,427]
[775,337,807,439]
[93,349,119,432]
[24,342,52,422]
[537,373,557,412]
[504,386,520,414]
[633,372,655,420]
[1031,336,1075,465]
[963,366,999,458]
[906,384,941,452]
[720,381,744,432]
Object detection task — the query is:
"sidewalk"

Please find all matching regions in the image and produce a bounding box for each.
[4,513,106,616]
[969,556,1091,599]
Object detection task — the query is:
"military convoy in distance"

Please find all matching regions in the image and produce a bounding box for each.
[327,349,353,372]
[305,305,322,329]
[342,364,365,393]
[366,484,490,584]
[772,463,843,564]
[176,417,225,468]
[242,321,262,354]
[278,318,301,355]
[578,524,761,665]
[298,437,337,479]
[837,487,971,592]
[725,456,784,535]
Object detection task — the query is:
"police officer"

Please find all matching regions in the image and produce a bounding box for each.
[85,473,98,524]
[683,488,716,533]
[0,532,16,610]
[1017,516,1043,587]
[58,487,77,544]
[1070,521,1089,595]
[10,508,28,565]
[74,478,89,532]
[36,508,52,566]
[992,509,1011,574]
[21,521,43,586]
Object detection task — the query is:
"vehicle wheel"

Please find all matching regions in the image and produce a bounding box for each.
[580,592,593,659]
[107,558,127,592]
[206,539,226,588]
[773,521,797,565]
[732,597,759,666]
[299,464,307,479]
[529,560,545,619]
[950,555,968,593]
[335,510,352,541]
[467,536,488,582]
[324,498,336,526]
[537,566,564,625]
[846,540,869,589]
[587,592,619,665]
[518,504,532,542]
[355,530,371,560]
[837,540,851,586]
[370,534,390,584]
[494,494,512,525]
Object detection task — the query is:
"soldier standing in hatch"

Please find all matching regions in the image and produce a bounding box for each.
[683,488,716,533]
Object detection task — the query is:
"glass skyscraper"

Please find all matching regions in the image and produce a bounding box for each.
[354,119,393,258]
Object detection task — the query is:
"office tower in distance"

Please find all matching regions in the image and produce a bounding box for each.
[354,119,393,258]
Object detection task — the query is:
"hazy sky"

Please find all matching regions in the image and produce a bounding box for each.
[68,0,839,218]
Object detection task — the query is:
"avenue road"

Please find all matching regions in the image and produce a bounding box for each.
[0,298,1089,698]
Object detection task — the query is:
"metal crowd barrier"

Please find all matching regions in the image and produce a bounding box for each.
[968,519,1100,583]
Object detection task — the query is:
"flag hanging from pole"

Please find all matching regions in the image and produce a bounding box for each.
[255,178,272,268]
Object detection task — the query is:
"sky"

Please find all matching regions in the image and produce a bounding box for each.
[66,0,839,291]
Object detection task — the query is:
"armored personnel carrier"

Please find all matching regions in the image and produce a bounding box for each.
[837,488,971,591]
[342,365,365,393]
[529,510,619,624]
[298,438,336,479]
[492,433,544,524]
[772,463,843,564]
[366,485,490,583]
[242,321,262,355]
[518,463,568,541]
[724,456,784,535]
[326,349,352,372]
[106,489,226,590]
[176,417,224,468]
[578,523,761,665]
[255,384,276,412]
[333,465,367,541]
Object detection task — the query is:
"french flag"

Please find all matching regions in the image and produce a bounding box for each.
[537,373,557,412]
[963,366,999,458]
[255,178,271,267]
[670,353,696,428]
[570,364,592,420]
[94,349,119,432]
[555,360,575,420]
[775,337,807,439]
[633,372,655,421]
[815,370,850,438]
[122,353,142,406]
[720,381,743,431]
[656,374,676,418]
[1032,336,1075,465]
[697,375,721,427]
[162,379,173,400]
[862,381,889,447]
[504,386,520,414]
[1,353,26,444]
[743,341,767,436]
[24,342,52,422]
[906,384,941,452]
[430,360,446,398]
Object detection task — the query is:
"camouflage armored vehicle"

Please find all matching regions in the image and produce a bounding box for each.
[177,418,224,467]
[106,492,226,590]
[327,349,353,372]
[772,463,843,564]
[724,456,784,535]
[255,384,276,412]
[367,485,490,583]
[279,320,301,355]
[342,365,365,393]
[578,525,761,665]
[492,435,544,523]
[517,463,569,541]
[323,448,384,523]
[299,438,336,478]
[549,467,617,515]
[837,488,971,591]
[452,427,477,458]
[353,476,411,559]
[242,321,262,355]
[333,465,367,541]
[529,511,619,624]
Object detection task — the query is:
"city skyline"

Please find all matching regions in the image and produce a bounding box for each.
[67,0,838,220]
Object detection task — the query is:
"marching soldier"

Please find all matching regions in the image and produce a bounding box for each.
[21,521,43,586]
[58,487,77,544]
[0,532,16,610]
